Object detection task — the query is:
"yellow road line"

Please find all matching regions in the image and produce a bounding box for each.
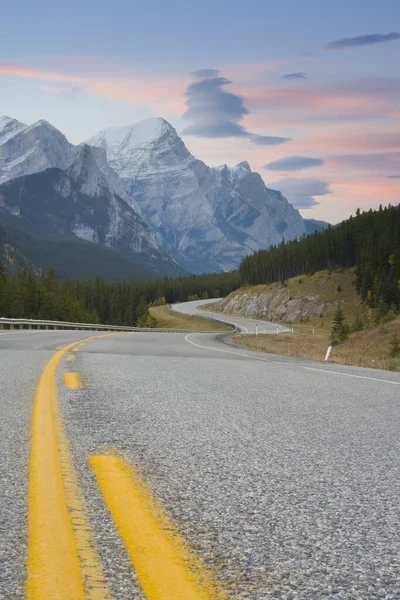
[90,455,222,600]
[27,336,110,600]
[64,372,83,389]
[73,347,80,352]
[53,398,112,600]
[67,354,77,361]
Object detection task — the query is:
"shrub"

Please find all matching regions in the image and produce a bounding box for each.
[151,296,167,307]
[379,309,397,325]
[375,298,389,323]
[389,333,400,358]
[352,313,366,332]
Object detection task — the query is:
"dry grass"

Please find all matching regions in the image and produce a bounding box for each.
[223,268,399,371]
[230,316,400,371]
[199,302,220,313]
[149,305,232,332]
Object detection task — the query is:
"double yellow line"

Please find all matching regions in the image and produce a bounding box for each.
[27,336,223,600]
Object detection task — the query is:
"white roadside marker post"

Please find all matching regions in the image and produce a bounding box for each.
[325,345,333,361]
[255,324,258,336]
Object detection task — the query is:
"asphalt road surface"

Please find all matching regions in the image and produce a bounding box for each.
[0,322,399,599]
[172,299,291,334]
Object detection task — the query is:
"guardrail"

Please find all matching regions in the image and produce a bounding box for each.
[0,317,136,332]
[0,317,234,334]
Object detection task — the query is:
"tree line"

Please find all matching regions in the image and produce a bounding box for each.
[239,204,400,310]
[0,263,239,326]
[1,204,398,326]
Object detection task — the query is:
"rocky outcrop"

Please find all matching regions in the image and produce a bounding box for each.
[216,287,333,323]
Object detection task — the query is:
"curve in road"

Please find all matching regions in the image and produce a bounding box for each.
[172,298,291,334]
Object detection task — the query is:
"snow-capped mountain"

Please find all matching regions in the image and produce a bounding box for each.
[0,114,325,276]
[0,144,182,277]
[0,117,76,184]
[87,118,311,272]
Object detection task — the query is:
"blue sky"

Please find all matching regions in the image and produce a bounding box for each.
[1,0,399,222]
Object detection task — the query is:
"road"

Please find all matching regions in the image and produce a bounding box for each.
[0,323,399,599]
[172,298,291,334]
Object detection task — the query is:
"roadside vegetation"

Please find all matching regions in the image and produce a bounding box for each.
[227,269,400,371]
[231,316,400,371]
[149,305,231,331]
[0,261,238,328]
[226,204,400,371]
[240,204,400,313]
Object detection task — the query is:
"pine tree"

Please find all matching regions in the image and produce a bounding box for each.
[331,305,348,343]
[389,333,400,358]
[0,260,8,317]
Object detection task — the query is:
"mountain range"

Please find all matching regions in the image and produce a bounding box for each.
[0,115,327,279]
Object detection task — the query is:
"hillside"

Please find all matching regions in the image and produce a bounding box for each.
[0,219,161,280]
[212,269,399,371]
[0,224,35,272]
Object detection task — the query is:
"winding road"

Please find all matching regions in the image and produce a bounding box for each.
[172,298,291,334]
[0,303,399,599]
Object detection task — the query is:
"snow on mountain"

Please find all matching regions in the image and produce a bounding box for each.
[0,114,322,276]
[0,143,182,277]
[0,118,76,184]
[87,118,188,179]
[87,118,310,273]
[0,116,27,144]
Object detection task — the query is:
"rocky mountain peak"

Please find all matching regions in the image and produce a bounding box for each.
[87,117,178,151]
[236,161,251,172]
[0,116,75,185]
[87,117,193,180]
[0,116,27,144]
[67,144,107,196]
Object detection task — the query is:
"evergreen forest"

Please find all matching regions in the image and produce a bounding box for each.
[0,204,399,326]
[240,204,400,310]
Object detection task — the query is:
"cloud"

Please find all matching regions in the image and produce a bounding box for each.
[0,60,188,115]
[326,32,400,50]
[264,156,324,171]
[326,152,400,172]
[182,69,292,145]
[182,70,249,138]
[191,69,220,80]
[243,77,400,121]
[58,85,82,98]
[388,175,400,178]
[268,177,331,209]
[281,72,308,80]
[250,134,292,145]
[40,84,82,98]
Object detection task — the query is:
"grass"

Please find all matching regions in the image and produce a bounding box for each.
[230,313,400,371]
[149,305,232,332]
[211,268,399,372]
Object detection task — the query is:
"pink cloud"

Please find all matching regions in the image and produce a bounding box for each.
[0,62,81,84]
[239,78,400,123]
[333,180,400,202]
[0,61,187,115]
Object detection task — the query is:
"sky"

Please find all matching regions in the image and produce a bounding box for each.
[1,0,399,224]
